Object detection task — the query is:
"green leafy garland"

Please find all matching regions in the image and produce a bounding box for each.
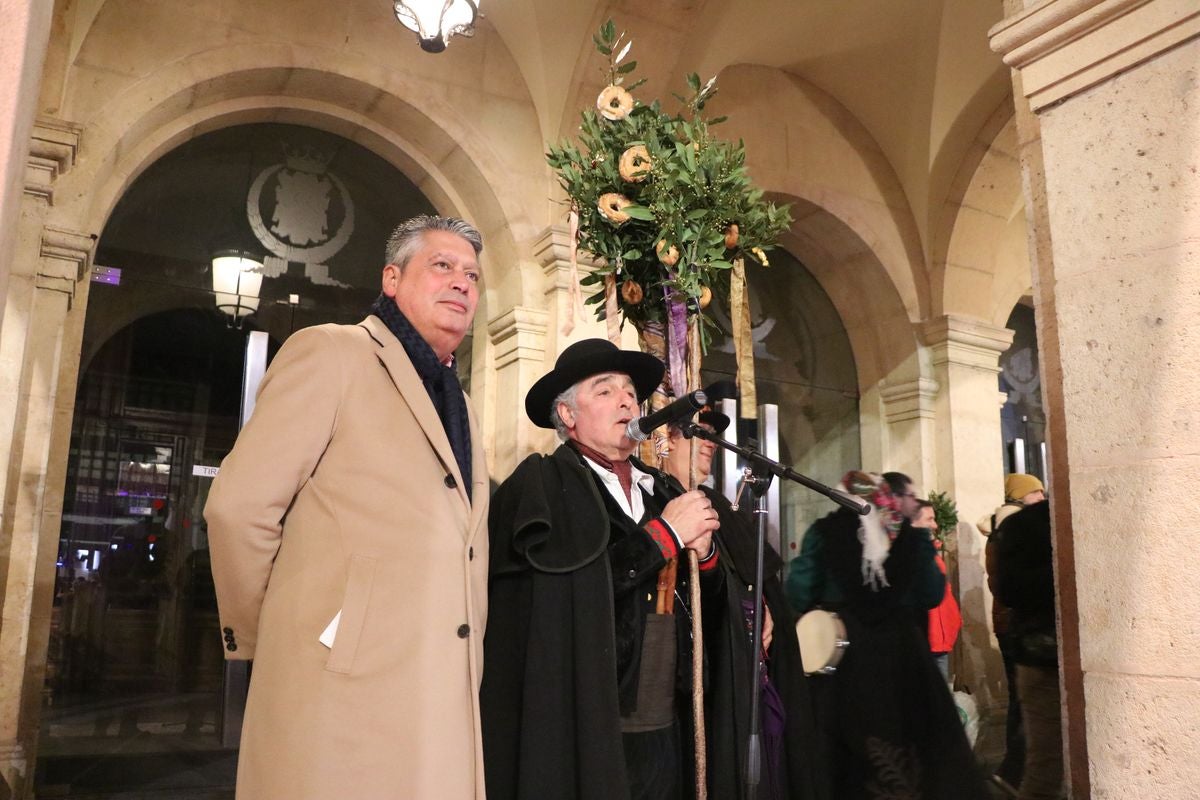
[546,20,792,343]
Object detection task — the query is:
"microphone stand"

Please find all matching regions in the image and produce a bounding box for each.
[681,421,870,517]
[677,421,869,800]
[732,462,771,800]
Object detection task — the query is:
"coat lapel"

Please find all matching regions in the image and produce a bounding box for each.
[359,316,470,511]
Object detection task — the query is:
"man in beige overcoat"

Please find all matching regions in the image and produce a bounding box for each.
[205,215,489,799]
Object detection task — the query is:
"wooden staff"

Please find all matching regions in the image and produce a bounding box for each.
[686,320,707,800]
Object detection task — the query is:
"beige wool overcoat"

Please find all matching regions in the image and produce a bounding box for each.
[205,315,489,799]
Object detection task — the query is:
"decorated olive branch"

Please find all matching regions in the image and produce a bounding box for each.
[546,20,791,349]
[545,21,793,800]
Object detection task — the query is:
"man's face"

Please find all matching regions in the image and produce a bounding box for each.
[559,372,638,461]
[665,424,716,483]
[1021,489,1046,505]
[914,505,936,531]
[896,482,920,520]
[383,229,481,362]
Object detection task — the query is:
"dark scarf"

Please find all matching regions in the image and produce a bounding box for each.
[370,295,472,497]
[567,439,633,504]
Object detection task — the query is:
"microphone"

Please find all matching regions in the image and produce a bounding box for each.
[625,390,707,442]
[624,381,737,442]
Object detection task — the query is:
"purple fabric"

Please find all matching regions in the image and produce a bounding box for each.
[666,285,688,398]
[743,598,787,800]
[760,670,786,800]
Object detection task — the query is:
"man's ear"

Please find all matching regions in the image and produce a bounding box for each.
[381,264,401,298]
[555,402,574,430]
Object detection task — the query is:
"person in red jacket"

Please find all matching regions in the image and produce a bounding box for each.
[914,500,961,683]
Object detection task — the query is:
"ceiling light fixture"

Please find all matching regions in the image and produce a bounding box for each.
[394,0,479,53]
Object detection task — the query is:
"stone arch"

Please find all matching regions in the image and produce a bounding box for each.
[49,1,551,311]
[41,15,554,478]
[57,66,531,311]
[776,197,919,394]
[708,64,930,325]
[769,192,926,474]
[934,106,1032,326]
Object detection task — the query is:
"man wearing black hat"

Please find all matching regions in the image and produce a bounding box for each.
[480,338,722,800]
[661,412,820,800]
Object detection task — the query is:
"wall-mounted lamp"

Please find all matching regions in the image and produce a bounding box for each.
[394,0,478,53]
[212,252,264,322]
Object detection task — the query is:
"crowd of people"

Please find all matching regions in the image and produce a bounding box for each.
[204,215,1064,799]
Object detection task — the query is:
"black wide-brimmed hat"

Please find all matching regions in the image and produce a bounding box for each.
[525,338,664,428]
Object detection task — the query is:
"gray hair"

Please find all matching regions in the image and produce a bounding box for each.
[550,383,580,441]
[385,215,483,270]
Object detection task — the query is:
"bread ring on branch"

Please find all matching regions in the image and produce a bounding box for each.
[655,239,679,266]
[621,279,644,304]
[597,193,633,224]
[619,145,652,182]
[724,223,740,249]
[597,85,634,121]
[699,286,712,309]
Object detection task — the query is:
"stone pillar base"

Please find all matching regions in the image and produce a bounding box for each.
[0,740,27,800]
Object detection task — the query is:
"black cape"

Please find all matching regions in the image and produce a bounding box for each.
[481,445,630,800]
[694,483,822,800]
[481,447,742,800]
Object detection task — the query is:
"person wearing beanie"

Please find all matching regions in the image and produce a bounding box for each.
[1004,474,1045,506]
[994,500,1062,800]
[982,473,1046,796]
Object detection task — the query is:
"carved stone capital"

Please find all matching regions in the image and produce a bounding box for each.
[880,377,941,423]
[24,118,82,202]
[990,0,1200,111]
[533,224,600,294]
[920,315,1015,373]
[37,227,95,305]
[488,306,549,370]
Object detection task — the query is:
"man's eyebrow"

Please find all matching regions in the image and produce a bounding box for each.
[589,373,632,389]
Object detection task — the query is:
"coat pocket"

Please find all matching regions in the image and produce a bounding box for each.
[324,554,377,674]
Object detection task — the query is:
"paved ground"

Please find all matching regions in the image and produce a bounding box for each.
[34,689,1017,799]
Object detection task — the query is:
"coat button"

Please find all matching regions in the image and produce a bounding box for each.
[226,642,238,652]
[224,633,235,643]
[222,627,233,635]
[457,624,470,639]
[628,569,637,578]
[444,474,457,489]
[468,547,474,560]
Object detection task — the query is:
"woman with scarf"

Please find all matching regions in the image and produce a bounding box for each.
[785,471,989,799]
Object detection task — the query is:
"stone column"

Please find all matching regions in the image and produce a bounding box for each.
[991,2,1200,795]
[0,121,80,538]
[487,306,550,477]
[0,218,93,799]
[920,314,1014,716]
[533,224,611,353]
[0,0,54,321]
[878,376,940,490]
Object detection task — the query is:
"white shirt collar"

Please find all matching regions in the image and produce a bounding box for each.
[579,454,655,520]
